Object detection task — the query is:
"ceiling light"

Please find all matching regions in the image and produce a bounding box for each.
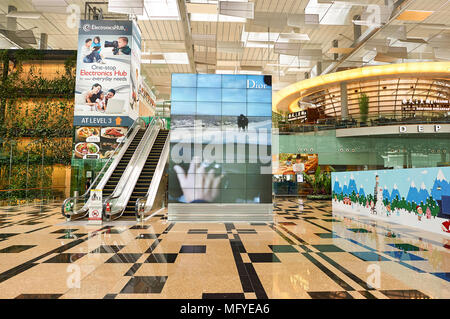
[150,59,167,64]
[190,13,246,22]
[305,0,351,25]
[216,70,235,74]
[279,33,310,41]
[218,1,254,19]
[138,0,180,20]
[242,31,280,42]
[109,0,144,15]
[287,13,319,27]
[239,70,262,75]
[31,0,67,13]
[6,12,42,19]
[164,52,189,64]
[245,42,274,48]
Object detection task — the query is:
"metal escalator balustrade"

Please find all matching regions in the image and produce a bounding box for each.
[123,130,169,216]
[103,118,162,221]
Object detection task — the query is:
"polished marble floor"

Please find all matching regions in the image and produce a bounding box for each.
[0,198,448,299]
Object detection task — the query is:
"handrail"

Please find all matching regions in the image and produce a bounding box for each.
[61,117,145,220]
[135,128,169,221]
[103,117,162,221]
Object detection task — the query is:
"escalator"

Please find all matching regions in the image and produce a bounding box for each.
[62,118,147,221]
[102,129,146,197]
[122,129,169,217]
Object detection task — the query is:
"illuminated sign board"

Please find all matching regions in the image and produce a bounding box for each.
[402,98,450,111]
[288,111,307,121]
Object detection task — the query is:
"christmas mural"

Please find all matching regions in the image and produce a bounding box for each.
[332,167,450,236]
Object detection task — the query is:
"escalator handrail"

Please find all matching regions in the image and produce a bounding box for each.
[61,117,145,220]
[135,129,169,220]
[103,117,162,220]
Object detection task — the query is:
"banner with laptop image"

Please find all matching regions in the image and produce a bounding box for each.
[74,20,140,120]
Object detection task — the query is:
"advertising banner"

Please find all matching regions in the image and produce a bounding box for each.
[73,19,141,161]
[168,74,272,206]
[332,167,450,236]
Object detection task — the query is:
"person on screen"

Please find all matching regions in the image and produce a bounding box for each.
[104,89,116,106]
[91,36,102,52]
[82,38,103,64]
[173,158,223,203]
[285,157,292,167]
[95,91,106,112]
[237,114,248,132]
[82,83,102,109]
[113,37,131,55]
[91,36,105,63]
[292,155,305,174]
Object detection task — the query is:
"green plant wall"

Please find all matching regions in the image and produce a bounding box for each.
[0,49,76,204]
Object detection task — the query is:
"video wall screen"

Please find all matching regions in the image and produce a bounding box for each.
[169,74,272,204]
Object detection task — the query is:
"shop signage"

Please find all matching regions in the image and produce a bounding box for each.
[336,124,450,137]
[247,79,268,89]
[399,125,443,133]
[402,98,450,111]
[288,111,307,121]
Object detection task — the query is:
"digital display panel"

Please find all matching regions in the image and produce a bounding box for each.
[169,74,272,204]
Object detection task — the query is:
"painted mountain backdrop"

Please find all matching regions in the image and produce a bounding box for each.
[332,167,450,214]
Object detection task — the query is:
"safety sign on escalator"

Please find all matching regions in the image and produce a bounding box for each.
[89,189,103,225]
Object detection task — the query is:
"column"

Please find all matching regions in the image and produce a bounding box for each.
[353,15,361,41]
[40,33,48,50]
[332,39,338,61]
[7,6,17,32]
[340,82,348,120]
[315,61,322,77]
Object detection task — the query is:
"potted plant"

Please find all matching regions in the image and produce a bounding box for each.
[303,166,334,200]
[358,93,369,126]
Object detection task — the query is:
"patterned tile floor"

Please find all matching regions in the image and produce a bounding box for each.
[0,198,448,299]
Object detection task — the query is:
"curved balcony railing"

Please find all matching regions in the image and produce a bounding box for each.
[277,113,450,134]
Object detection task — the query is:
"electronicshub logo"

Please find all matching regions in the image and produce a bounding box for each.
[82,23,127,32]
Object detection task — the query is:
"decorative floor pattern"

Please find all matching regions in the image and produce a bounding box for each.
[0,199,448,299]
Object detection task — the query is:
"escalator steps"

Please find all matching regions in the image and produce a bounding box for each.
[123,130,168,214]
[103,130,146,196]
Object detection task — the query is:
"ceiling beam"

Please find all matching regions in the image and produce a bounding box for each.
[176,0,196,73]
